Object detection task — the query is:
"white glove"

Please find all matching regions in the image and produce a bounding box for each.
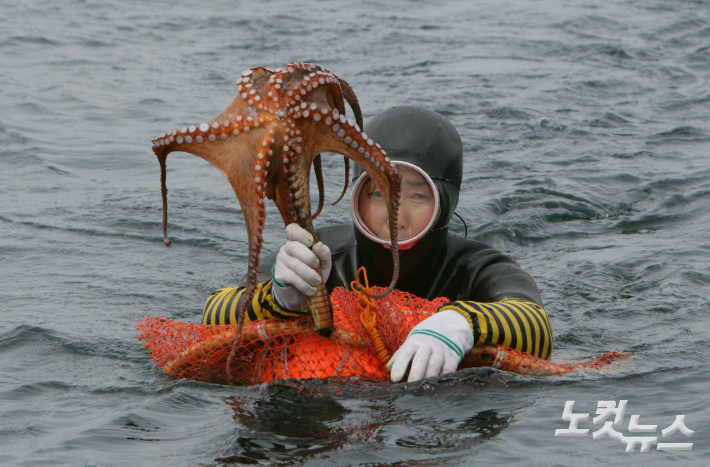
[271,224,332,311]
[387,310,474,383]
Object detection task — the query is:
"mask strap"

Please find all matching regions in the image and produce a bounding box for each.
[453,212,468,238]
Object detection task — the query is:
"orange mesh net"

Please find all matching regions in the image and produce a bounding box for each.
[136,284,631,386]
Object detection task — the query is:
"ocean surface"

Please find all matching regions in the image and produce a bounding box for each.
[1,0,709,465]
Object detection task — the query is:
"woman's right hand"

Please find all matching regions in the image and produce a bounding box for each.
[271,224,332,311]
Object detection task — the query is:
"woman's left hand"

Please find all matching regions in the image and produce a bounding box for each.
[387,310,474,383]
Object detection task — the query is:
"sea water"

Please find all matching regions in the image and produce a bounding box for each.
[1,0,709,465]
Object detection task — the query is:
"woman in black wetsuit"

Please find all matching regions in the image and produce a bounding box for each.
[202,106,553,383]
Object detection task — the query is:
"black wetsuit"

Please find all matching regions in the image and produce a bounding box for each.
[203,224,553,359]
[316,224,542,306]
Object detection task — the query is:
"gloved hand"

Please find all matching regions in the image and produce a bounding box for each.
[387,309,474,383]
[271,224,332,311]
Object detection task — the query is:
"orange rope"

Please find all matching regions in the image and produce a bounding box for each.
[351,267,391,373]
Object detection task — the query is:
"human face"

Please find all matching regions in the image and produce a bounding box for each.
[357,165,437,241]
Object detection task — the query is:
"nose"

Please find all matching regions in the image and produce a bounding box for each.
[397,204,412,237]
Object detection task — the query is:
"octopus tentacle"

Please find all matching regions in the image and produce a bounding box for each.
[326,79,354,206]
[306,113,402,299]
[339,78,363,128]
[225,130,271,382]
[157,152,171,247]
[330,157,350,207]
[329,76,363,206]
[312,155,324,218]
[153,115,271,244]
[151,63,402,356]
[308,66,352,206]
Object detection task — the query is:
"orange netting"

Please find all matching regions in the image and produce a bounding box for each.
[136,284,630,386]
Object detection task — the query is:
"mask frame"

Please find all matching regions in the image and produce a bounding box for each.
[351,161,441,250]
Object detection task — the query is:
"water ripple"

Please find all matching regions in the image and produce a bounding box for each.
[2,0,710,465]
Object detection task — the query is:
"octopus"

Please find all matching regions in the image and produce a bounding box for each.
[151,62,402,356]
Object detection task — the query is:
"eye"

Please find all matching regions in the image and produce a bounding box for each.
[409,191,432,202]
[370,190,383,199]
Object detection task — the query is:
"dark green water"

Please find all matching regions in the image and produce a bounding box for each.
[1,0,709,465]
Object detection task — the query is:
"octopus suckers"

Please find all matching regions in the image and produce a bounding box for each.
[152,61,404,347]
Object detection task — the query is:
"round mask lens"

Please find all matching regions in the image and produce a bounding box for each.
[351,162,440,248]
